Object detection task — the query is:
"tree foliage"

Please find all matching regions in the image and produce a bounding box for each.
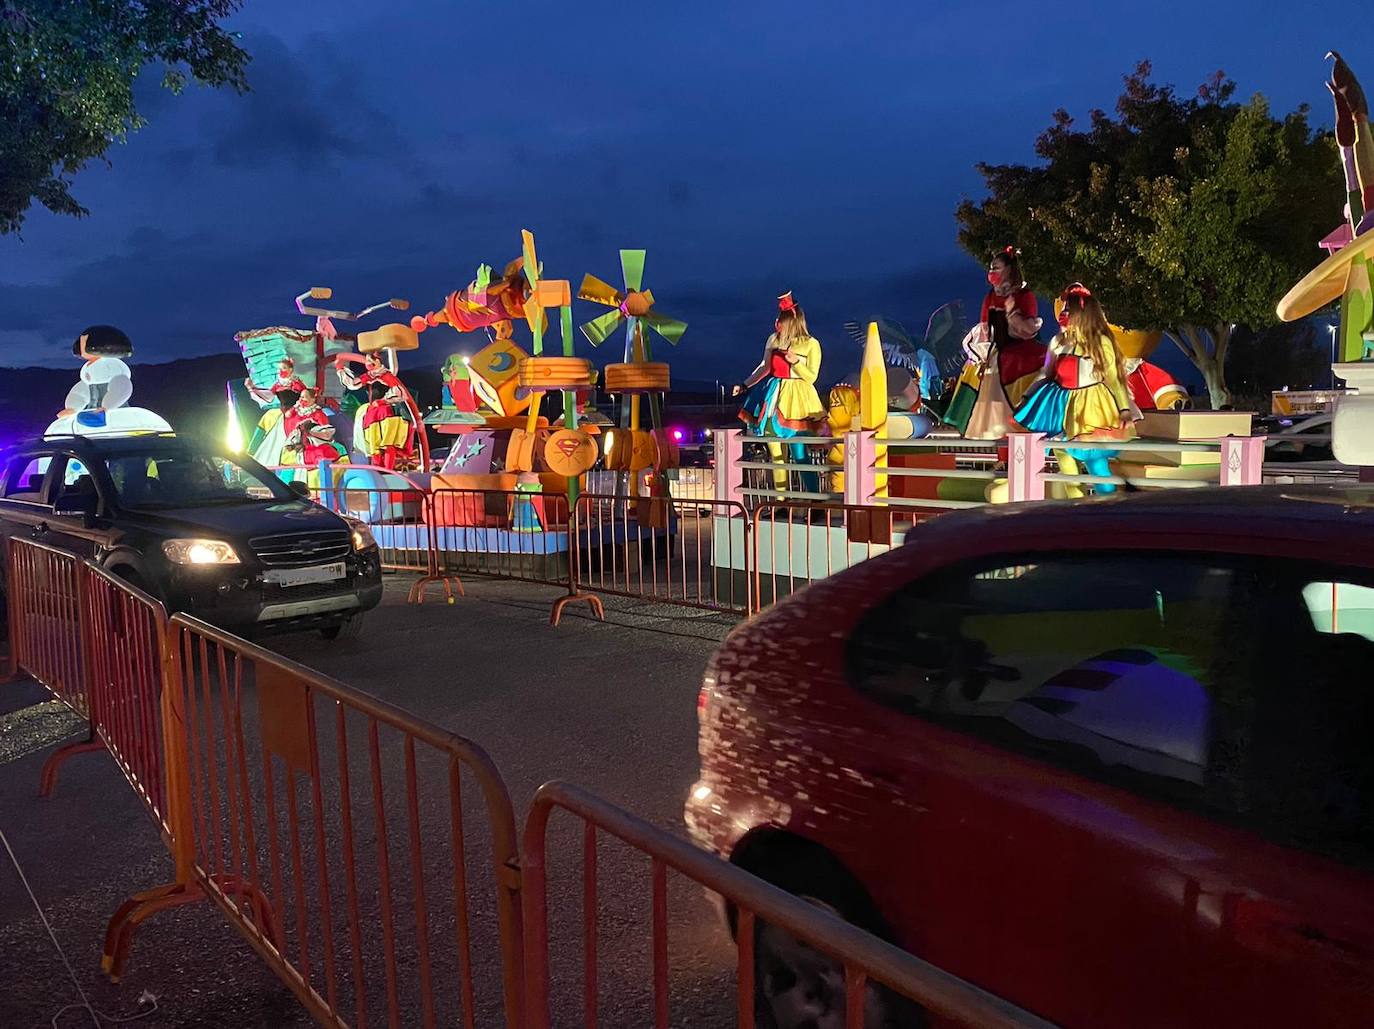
[956,62,1340,407]
[0,1,249,235]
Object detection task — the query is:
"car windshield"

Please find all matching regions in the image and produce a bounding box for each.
[103,448,292,509]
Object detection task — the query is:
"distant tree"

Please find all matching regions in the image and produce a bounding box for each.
[0,1,250,235]
[956,62,1340,409]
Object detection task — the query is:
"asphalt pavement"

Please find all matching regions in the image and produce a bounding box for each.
[1,576,739,1028]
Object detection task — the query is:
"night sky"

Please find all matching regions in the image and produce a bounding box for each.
[0,1,1339,387]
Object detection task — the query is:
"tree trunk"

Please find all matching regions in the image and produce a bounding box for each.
[1165,324,1233,410]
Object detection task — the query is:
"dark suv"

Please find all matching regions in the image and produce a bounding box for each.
[0,434,382,638]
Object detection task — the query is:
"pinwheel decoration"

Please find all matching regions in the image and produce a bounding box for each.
[578,251,688,485]
[578,250,688,350]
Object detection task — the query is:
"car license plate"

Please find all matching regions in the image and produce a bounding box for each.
[265,562,346,588]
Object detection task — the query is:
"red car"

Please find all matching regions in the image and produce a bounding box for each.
[687,485,1374,1028]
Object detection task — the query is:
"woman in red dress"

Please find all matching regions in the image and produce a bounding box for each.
[946,247,1048,439]
[283,388,348,466]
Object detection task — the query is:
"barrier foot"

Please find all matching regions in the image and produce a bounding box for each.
[407,574,465,605]
[550,591,605,627]
[102,876,279,982]
[38,734,105,797]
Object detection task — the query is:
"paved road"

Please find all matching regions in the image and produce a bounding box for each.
[1,577,739,1028]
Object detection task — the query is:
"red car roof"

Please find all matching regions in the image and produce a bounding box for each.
[739,485,1374,648]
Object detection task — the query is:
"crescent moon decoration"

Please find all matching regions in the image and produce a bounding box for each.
[488,351,515,373]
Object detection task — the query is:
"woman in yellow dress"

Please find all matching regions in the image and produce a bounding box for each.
[1014,283,1137,494]
[736,292,826,489]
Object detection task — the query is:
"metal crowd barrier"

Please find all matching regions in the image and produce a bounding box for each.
[4,538,1059,1029]
[569,492,753,619]
[5,538,106,800]
[81,562,171,830]
[159,613,525,1028]
[521,781,1055,1029]
[427,487,573,591]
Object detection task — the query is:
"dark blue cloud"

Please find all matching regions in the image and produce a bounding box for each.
[0,0,1340,389]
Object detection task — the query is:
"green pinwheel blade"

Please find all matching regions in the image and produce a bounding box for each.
[644,311,687,345]
[620,249,645,293]
[581,308,625,346]
[522,229,540,286]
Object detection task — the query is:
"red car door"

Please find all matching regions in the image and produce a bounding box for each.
[842,549,1374,1027]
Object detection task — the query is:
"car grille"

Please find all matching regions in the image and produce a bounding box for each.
[250,530,352,568]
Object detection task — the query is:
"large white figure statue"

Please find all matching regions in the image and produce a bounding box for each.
[45,325,172,438]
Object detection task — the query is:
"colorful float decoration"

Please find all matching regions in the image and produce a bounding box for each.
[1278,51,1374,467]
[579,249,688,497]
[411,255,531,341]
[47,325,172,438]
[418,230,602,533]
[826,308,957,502]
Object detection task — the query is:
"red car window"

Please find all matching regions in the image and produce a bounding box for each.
[845,551,1374,872]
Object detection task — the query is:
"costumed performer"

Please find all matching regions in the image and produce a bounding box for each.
[944,247,1046,438]
[1013,283,1137,495]
[735,292,827,490]
[282,387,349,467]
[338,352,414,467]
[246,357,307,466]
[361,379,416,470]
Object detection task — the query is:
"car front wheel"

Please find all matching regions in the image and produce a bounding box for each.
[743,843,924,1029]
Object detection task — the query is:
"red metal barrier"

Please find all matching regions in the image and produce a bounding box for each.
[424,487,572,610]
[750,502,944,613]
[4,537,102,794]
[522,781,1056,1029]
[6,536,86,711]
[565,492,752,621]
[152,613,525,1028]
[81,563,170,830]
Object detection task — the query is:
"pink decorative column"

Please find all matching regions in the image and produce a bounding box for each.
[1007,432,1047,502]
[843,431,878,506]
[713,428,744,505]
[1220,436,1264,486]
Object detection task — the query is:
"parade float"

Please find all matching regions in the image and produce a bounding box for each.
[47,325,172,438]
[395,231,682,583]
[233,288,425,523]
[1278,51,1374,470]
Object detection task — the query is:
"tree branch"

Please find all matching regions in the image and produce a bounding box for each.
[1213,323,1233,366]
[1165,328,1201,362]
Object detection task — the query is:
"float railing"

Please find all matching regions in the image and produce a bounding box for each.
[749,500,943,612]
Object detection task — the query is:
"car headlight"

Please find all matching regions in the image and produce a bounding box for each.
[163,539,240,565]
[345,518,377,552]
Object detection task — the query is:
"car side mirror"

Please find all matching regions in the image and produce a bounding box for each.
[288,480,312,499]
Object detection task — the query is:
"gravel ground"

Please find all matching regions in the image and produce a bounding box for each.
[1,575,740,1028]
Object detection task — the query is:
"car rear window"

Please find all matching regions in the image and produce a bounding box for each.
[846,551,1374,871]
[2,456,47,500]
